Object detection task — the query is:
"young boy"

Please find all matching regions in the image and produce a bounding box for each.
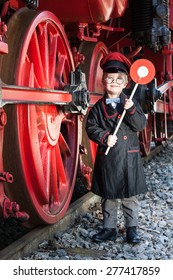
[85,52,147,244]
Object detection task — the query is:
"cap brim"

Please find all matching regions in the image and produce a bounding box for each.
[103,67,128,73]
[101,60,129,73]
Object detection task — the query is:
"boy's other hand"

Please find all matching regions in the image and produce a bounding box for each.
[107,135,118,147]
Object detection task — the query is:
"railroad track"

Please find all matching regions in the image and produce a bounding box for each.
[142,142,167,163]
[0,192,100,260]
[0,142,168,260]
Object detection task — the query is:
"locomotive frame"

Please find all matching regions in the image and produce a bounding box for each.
[0,0,173,226]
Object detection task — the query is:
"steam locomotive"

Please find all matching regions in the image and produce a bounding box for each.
[0,0,172,226]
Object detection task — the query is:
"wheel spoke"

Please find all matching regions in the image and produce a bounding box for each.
[55,143,67,193]
[19,59,33,86]
[28,30,45,87]
[58,133,71,155]
[49,34,58,88]
[140,113,152,156]
[49,145,59,206]
[37,22,52,86]
[40,142,51,198]
[55,50,66,88]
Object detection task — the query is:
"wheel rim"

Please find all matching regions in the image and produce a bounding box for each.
[1,9,78,225]
[79,41,108,169]
[140,113,152,156]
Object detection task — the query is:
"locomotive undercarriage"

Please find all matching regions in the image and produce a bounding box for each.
[0,1,173,225]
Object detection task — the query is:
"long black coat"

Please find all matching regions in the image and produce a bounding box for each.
[86,91,147,199]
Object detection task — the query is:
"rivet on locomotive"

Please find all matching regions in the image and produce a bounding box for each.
[0,0,172,226]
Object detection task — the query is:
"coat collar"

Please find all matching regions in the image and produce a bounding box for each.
[102,91,127,118]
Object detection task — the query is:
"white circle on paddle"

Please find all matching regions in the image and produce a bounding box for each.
[137,66,149,78]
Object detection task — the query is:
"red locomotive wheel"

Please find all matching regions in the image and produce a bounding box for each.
[78,41,108,170]
[139,113,153,156]
[1,8,79,225]
[79,41,108,94]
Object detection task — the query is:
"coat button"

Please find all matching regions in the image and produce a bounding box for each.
[123,135,127,140]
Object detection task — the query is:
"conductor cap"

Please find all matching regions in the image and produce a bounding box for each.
[100,52,132,74]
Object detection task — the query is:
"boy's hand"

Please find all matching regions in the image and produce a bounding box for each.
[107,135,117,147]
[124,99,134,110]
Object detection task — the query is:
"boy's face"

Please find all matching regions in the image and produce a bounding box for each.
[102,72,128,97]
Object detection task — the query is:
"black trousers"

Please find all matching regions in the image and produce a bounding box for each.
[102,196,140,229]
